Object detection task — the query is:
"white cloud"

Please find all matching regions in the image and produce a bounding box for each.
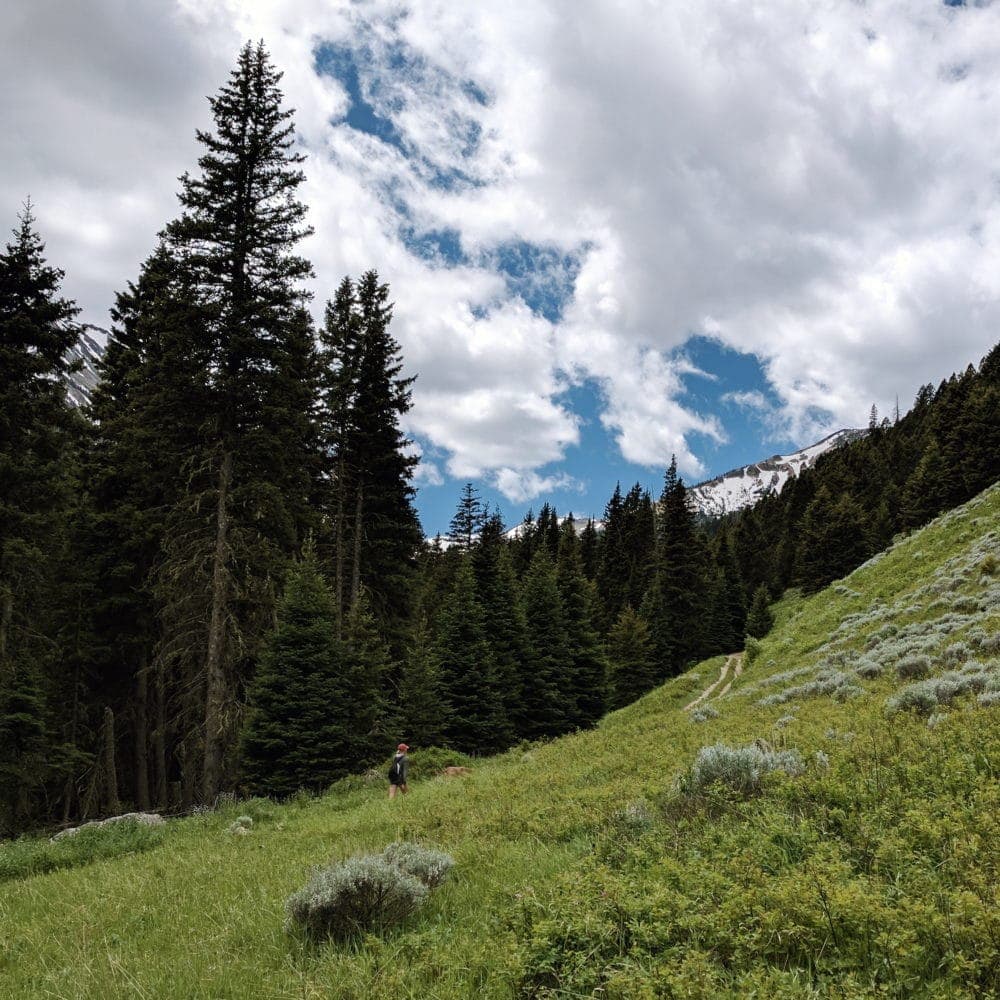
[5,0,1000,488]
[493,469,582,505]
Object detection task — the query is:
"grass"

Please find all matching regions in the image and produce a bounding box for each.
[0,818,165,884]
[2,483,999,998]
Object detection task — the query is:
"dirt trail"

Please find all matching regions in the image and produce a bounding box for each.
[717,652,744,698]
[683,652,744,711]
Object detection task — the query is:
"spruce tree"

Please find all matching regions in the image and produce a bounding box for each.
[83,242,210,812]
[473,513,528,736]
[579,518,601,581]
[435,560,509,753]
[745,584,775,639]
[0,207,83,829]
[159,41,320,801]
[342,594,393,766]
[240,550,348,797]
[557,521,608,729]
[606,606,657,709]
[316,276,362,630]
[339,272,422,640]
[398,616,447,748]
[521,548,572,739]
[710,528,746,652]
[642,458,708,679]
[596,483,629,631]
[448,483,487,552]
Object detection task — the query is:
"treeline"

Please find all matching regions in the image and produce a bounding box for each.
[724,351,1000,599]
[0,44,421,833]
[3,41,999,835]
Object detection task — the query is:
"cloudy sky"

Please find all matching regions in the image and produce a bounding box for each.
[6,0,1000,533]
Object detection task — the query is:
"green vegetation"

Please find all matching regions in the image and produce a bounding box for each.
[2,483,998,996]
[0,818,165,884]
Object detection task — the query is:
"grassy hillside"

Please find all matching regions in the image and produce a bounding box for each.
[2,484,999,999]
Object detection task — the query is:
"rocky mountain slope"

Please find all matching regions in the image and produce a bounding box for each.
[687,427,865,516]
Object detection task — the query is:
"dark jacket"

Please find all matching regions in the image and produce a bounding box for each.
[388,753,408,784]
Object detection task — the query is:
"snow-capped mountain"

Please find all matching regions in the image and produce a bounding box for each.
[687,428,865,517]
[64,326,106,408]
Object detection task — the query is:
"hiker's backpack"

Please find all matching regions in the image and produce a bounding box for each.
[388,756,402,783]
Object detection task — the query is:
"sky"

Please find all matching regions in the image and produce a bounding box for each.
[5,0,1000,535]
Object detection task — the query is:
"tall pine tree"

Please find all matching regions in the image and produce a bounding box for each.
[160,41,320,801]
[0,207,83,830]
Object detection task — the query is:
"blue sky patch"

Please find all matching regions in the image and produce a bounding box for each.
[414,338,822,536]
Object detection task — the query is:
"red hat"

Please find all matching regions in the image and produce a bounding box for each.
[397,743,409,751]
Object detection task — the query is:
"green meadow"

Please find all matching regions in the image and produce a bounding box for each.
[2,484,999,999]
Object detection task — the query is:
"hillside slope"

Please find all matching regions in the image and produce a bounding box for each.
[2,484,998,999]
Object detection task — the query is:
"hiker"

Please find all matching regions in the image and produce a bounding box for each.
[388,743,409,798]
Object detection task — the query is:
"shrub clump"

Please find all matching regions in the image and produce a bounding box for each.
[690,705,719,723]
[380,842,454,889]
[680,743,803,797]
[854,657,883,679]
[286,842,454,941]
[286,856,429,940]
[886,669,996,717]
[896,655,931,680]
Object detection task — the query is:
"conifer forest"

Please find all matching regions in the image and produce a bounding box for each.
[3,42,999,839]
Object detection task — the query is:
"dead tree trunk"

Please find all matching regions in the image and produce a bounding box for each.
[103,706,121,816]
[153,661,167,807]
[134,662,150,810]
[202,448,233,804]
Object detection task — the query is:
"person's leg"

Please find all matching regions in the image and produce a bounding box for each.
[400,783,408,795]
[388,784,397,799]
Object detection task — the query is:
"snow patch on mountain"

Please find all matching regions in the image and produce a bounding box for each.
[687,428,865,517]
[64,326,106,408]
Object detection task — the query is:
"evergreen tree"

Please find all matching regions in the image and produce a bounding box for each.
[0,207,83,829]
[745,584,775,639]
[536,503,562,559]
[435,560,509,754]
[448,482,486,552]
[316,276,362,630]
[339,271,422,640]
[709,528,746,653]
[398,616,447,748]
[473,513,528,736]
[596,483,629,631]
[579,518,601,581]
[606,606,657,709]
[899,440,948,530]
[521,548,572,739]
[642,458,707,678]
[622,484,656,610]
[795,488,871,593]
[83,242,209,813]
[240,549,348,797]
[158,41,320,801]
[557,521,607,728]
[342,594,393,766]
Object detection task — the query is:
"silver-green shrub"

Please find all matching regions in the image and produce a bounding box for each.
[381,842,454,889]
[286,856,429,940]
[896,654,931,680]
[690,705,719,723]
[854,656,883,679]
[681,743,803,797]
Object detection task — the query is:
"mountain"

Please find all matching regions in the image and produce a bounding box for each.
[64,325,106,408]
[687,427,865,517]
